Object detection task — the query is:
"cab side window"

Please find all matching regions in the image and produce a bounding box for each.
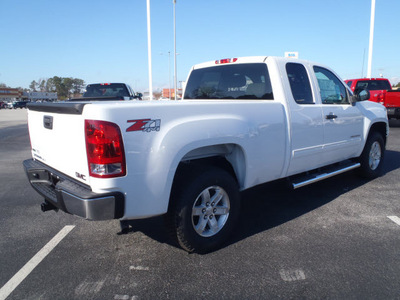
[313,66,349,104]
[286,63,313,104]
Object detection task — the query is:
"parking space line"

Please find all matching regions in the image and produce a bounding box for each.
[388,216,400,226]
[0,225,75,300]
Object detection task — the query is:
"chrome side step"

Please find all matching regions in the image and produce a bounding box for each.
[291,162,361,189]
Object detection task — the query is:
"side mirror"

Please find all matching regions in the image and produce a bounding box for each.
[353,88,370,102]
[135,92,143,100]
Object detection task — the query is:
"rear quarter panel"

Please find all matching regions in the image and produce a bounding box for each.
[84,100,287,219]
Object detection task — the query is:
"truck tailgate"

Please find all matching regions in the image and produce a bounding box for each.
[27,103,90,185]
[385,90,400,107]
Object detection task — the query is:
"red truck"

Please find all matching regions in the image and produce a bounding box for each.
[345,78,400,120]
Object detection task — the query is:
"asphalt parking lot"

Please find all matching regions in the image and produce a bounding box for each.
[1,109,400,299]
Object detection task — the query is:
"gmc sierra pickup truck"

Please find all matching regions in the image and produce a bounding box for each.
[24,56,388,253]
[345,78,400,120]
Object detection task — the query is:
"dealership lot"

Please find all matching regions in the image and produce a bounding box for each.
[1,109,399,299]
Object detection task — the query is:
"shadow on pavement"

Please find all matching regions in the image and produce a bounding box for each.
[118,150,400,253]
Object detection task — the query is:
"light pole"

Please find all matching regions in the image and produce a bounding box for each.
[367,0,376,78]
[168,51,171,100]
[146,0,153,100]
[173,0,177,100]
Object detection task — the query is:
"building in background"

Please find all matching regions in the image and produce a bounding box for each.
[0,88,22,102]
[23,91,58,102]
[162,88,182,99]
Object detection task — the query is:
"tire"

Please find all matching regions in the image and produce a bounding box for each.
[358,131,385,179]
[167,166,240,253]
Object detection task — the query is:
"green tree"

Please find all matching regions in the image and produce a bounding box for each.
[46,78,55,92]
[38,79,46,92]
[29,76,85,99]
[72,78,85,95]
[29,80,38,91]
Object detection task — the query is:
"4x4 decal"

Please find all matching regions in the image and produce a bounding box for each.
[127,119,161,132]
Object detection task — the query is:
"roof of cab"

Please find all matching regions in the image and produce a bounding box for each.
[191,56,319,70]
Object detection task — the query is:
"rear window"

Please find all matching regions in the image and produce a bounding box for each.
[83,84,129,97]
[355,80,391,91]
[184,63,273,100]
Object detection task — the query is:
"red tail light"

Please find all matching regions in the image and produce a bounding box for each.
[85,120,126,178]
[377,92,385,104]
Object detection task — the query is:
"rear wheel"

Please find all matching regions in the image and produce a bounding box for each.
[358,132,385,178]
[167,166,240,253]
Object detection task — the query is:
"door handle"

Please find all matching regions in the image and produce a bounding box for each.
[325,113,338,120]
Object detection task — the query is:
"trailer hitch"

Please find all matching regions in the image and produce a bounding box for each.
[41,200,58,212]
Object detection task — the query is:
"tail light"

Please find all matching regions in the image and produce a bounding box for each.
[377,92,385,104]
[85,120,126,178]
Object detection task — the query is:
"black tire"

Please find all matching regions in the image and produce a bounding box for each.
[167,166,240,253]
[358,131,385,178]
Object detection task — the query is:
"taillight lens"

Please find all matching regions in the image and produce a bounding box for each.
[85,120,126,178]
[377,92,385,104]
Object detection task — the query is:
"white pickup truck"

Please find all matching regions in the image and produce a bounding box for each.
[24,56,388,253]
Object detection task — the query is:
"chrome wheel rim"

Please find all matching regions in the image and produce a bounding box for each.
[369,141,382,171]
[191,186,230,237]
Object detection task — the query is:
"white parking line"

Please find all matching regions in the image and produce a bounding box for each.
[388,216,400,226]
[0,225,75,300]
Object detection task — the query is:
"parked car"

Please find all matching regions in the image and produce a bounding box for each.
[13,101,28,109]
[0,101,7,109]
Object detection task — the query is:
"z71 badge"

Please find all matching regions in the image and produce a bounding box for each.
[127,119,161,132]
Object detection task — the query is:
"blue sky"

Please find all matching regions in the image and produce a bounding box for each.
[1,0,399,92]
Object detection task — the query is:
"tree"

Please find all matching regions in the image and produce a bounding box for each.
[27,76,85,99]
[72,78,85,95]
[46,78,55,92]
[0,83,9,88]
[38,79,46,92]
[29,80,38,91]
[63,77,74,98]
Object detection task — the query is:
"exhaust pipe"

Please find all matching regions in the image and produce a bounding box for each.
[41,200,58,212]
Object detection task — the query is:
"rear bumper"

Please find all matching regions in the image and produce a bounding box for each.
[387,107,400,119]
[23,159,124,220]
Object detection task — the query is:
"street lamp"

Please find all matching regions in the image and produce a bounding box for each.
[367,0,376,78]
[173,0,177,100]
[146,0,153,100]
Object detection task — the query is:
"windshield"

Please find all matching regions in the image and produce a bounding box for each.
[184,63,274,100]
[355,80,391,91]
[83,84,129,97]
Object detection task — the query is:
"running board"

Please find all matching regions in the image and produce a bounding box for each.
[291,162,361,189]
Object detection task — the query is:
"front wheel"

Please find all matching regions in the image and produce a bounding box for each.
[167,166,240,253]
[358,132,385,178]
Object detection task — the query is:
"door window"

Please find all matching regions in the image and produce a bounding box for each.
[313,66,349,104]
[286,63,313,104]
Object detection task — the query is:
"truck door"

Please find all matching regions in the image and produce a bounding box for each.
[284,62,325,176]
[313,66,364,164]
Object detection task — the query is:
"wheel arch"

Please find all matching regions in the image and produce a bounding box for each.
[172,143,247,193]
[368,121,388,146]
